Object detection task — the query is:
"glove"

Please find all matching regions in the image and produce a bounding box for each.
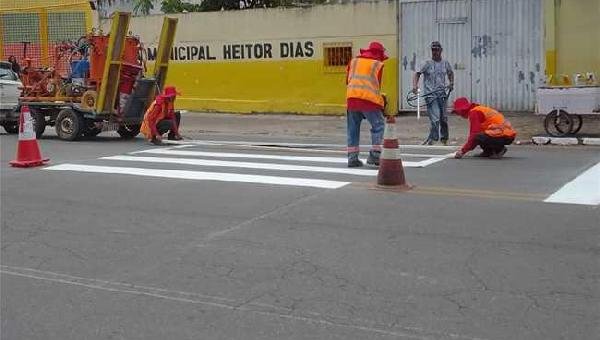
[454,150,464,159]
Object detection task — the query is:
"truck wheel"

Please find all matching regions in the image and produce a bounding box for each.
[2,123,19,134]
[117,123,141,139]
[55,109,83,141]
[33,111,46,138]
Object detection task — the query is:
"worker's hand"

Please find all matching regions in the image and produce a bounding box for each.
[448,83,454,92]
[155,134,162,142]
[454,150,464,159]
[411,87,419,94]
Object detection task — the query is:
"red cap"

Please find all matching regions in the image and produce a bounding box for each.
[453,97,471,112]
[163,86,180,98]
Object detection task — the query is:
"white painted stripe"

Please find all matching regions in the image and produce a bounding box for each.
[101,155,379,176]
[544,162,600,206]
[44,164,350,189]
[133,148,422,167]
[414,153,456,167]
[163,139,459,150]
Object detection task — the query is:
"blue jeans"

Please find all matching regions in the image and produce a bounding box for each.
[347,110,384,155]
[426,96,449,141]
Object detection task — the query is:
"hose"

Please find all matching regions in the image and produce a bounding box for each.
[405,86,452,108]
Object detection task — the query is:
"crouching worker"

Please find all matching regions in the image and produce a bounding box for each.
[141,89,182,145]
[452,97,516,159]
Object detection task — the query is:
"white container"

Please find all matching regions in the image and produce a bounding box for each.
[536,86,600,115]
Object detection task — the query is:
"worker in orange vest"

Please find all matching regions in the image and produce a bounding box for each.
[452,97,516,159]
[345,41,388,167]
[140,86,182,145]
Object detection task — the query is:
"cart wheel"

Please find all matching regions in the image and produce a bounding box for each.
[55,108,83,141]
[2,123,18,134]
[544,110,573,137]
[32,111,46,138]
[117,123,141,139]
[570,114,583,134]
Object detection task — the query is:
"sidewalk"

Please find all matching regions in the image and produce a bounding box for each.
[179,111,600,145]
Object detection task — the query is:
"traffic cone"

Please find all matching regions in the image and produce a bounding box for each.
[376,115,411,189]
[9,106,49,168]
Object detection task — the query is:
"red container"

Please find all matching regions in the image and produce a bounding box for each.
[88,35,141,87]
[119,63,142,94]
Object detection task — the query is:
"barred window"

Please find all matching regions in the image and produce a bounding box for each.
[323,43,352,72]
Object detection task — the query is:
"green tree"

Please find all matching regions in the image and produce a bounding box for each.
[133,0,155,15]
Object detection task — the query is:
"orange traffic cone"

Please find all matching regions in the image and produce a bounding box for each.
[376,115,411,189]
[9,106,49,168]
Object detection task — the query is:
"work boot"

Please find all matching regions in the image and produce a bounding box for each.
[347,152,363,168]
[168,133,183,141]
[422,138,434,146]
[366,150,381,166]
[441,139,448,146]
[475,149,493,157]
[489,147,508,159]
[151,137,162,145]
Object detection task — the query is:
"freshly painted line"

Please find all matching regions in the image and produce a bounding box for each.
[414,153,456,167]
[44,164,350,189]
[163,139,459,150]
[102,155,380,176]
[132,148,423,167]
[544,162,600,206]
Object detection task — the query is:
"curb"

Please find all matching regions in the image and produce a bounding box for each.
[532,136,600,146]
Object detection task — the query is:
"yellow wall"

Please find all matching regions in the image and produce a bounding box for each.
[163,58,398,114]
[106,2,399,115]
[545,0,600,83]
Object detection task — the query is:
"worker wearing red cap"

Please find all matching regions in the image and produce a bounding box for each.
[452,97,516,159]
[140,86,182,145]
[345,41,388,167]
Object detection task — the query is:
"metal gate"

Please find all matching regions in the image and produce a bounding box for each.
[400,0,542,111]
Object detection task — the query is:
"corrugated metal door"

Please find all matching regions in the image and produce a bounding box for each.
[436,0,471,107]
[471,0,542,111]
[399,0,542,111]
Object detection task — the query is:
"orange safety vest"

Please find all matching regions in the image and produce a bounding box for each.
[346,58,384,107]
[140,100,166,139]
[472,105,516,138]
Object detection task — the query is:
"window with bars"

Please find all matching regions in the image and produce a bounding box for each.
[323,43,352,72]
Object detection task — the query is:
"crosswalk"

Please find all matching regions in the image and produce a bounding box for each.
[44,143,455,189]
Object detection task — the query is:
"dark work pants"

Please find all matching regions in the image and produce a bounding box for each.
[156,111,181,135]
[475,133,514,153]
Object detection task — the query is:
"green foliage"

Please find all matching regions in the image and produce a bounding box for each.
[133,0,155,15]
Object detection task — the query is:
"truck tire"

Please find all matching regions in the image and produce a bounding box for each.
[2,123,18,134]
[117,123,141,139]
[55,108,83,141]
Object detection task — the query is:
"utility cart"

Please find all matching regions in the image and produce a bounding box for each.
[536,85,600,137]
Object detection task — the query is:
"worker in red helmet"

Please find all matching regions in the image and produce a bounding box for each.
[452,97,516,159]
[140,90,182,145]
[345,41,388,167]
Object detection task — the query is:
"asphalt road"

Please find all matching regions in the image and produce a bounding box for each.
[1,131,599,340]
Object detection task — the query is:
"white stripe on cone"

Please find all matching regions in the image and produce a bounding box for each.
[18,108,36,141]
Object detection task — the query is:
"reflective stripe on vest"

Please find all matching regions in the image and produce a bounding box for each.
[473,105,516,138]
[346,58,384,107]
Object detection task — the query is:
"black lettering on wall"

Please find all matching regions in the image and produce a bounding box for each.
[147,47,157,61]
[223,45,232,59]
[232,45,241,59]
[207,46,216,60]
[304,41,314,57]
[264,43,273,58]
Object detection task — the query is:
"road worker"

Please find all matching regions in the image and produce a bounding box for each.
[140,87,182,145]
[345,41,388,167]
[452,97,516,159]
